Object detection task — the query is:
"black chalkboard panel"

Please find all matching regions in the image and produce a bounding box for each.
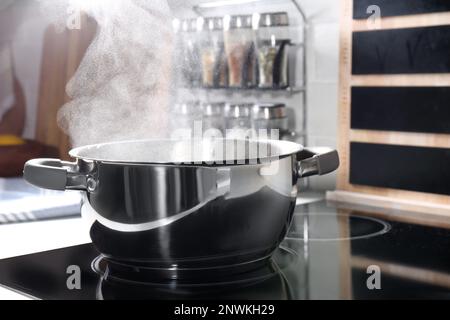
[354,0,450,19]
[351,86,450,133]
[352,25,450,74]
[350,143,450,195]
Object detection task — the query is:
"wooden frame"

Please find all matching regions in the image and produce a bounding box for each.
[328,0,450,215]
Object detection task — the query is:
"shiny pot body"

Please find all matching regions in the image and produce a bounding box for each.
[84,155,298,268]
[24,139,339,271]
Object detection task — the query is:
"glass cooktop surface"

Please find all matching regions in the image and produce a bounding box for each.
[1,200,450,300]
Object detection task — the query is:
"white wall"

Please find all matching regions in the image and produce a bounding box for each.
[303,0,340,190]
[0,1,49,140]
[171,0,340,190]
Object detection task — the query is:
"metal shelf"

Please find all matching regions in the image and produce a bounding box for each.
[193,0,307,22]
[188,0,309,147]
[183,86,306,94]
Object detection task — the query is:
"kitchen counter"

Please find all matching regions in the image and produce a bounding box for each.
[1,197,450,299]
[1,198,450,300]
[0,186,326,300]
[0,217,91,299]
[0,178,89,299]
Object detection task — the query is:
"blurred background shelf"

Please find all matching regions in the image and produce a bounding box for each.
[178,0,309,147]
[182,86,306,94]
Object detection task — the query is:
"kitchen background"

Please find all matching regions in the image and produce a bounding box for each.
[169,0,340,190]
[0,1,342,300]
[2,0,450,238]
[1,0,450,300]
[0,0,340,189]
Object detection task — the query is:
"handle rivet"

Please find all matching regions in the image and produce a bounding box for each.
[87,177,97,192]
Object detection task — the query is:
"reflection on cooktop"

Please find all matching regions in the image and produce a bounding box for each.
[0,243,307,300]
[95,246,303,300]
[288,213,391,241]
[0,200,450,300]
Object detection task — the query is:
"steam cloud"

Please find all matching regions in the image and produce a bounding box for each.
[38,0,178,147]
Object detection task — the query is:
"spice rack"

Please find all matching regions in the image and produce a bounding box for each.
[186,0,309,146]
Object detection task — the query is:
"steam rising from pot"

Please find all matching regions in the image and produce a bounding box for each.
[38,0,179,147]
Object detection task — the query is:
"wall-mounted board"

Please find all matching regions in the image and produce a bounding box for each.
[351,86,450,134]
[353,25,450,74]
[350,143,450,195]
[329,0,450,218]
[353,0,450,19]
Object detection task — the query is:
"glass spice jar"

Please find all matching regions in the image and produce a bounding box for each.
[223,15,257,88]
[199,17,228,88]
[254,12,290,89]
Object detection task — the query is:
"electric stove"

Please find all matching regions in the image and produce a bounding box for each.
[1,200,450,300]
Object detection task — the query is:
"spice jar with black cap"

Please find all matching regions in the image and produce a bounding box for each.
[254,12,290,89]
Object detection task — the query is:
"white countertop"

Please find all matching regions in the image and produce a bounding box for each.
[0,177,90,299]
[0,217,91,299]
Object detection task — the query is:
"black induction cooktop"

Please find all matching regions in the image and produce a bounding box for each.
[1,200,450,300]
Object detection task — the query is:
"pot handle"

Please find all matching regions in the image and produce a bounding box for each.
[24,158,88,191]
[297,148,340,178]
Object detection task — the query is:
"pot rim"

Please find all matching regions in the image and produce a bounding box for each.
[69,138,303,166]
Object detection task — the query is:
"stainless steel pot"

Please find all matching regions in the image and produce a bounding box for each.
[24,139,338,272]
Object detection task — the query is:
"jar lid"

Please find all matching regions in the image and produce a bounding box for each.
[224,15,253,30]
[205,17,224,31]
[252,103,287,120]
[173,102,202,115]
[172,18,181,33]
[259,12,289,28]
[224,103,252,118]
[202,102,225,116]
[180,18,198,32]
